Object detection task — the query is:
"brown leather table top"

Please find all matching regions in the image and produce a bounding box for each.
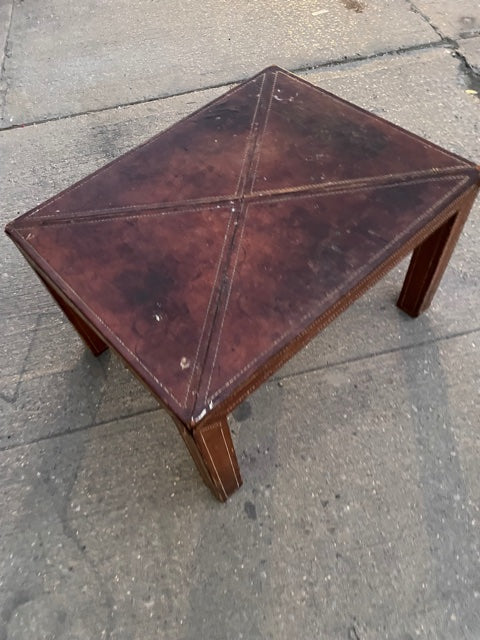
[6,66,479,427]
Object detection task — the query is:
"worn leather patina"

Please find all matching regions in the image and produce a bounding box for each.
[6,66,480,501]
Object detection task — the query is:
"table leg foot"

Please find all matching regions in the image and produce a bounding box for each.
[174,417,242,501]
[36,271,109,356]
[397,196,474,318]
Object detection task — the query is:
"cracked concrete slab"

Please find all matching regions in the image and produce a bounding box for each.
[459,35,480,74]
[1,332,479,639]
[0,0,439,126]
[0,0,12,71]
[411,0,480,39]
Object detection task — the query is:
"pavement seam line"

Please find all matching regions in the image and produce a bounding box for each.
[0,0,14,123]
[2,328,479,452]
[273,326,480,383]
[0,406,161,453]
[0,40,457,133]
[406,0,447,41]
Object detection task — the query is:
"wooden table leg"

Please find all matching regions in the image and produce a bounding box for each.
[35,270,109,356]
[174,416,242,501]
[397,193,476,318]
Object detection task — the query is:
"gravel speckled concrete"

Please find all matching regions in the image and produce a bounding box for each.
[0,0,438,126]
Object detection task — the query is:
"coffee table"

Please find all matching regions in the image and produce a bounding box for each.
[6,66,479,501]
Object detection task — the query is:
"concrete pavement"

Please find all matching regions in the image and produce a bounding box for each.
[1,1,480,639]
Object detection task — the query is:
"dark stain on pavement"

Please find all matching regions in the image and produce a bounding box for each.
[244,500,257,520]
[339,0,365,12]
[233,400,252,422]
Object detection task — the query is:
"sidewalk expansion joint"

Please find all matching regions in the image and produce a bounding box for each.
[0,40,458,133]
[273,326,480,383]
[0,406,161,453]
[0,0,14,124]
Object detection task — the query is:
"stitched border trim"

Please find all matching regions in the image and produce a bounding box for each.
[204,174,470,405]
[22,75,266,221]
[281,71,471,168]
[14,202,232,230]
[15,206,235,412]
[197,182,479,425]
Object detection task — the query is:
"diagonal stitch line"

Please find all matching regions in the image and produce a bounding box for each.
[13,165,473,231]
[25,73,267,227]
[249,166,473,199]
[208,176,470,403]
[205,175,470,406]
[17,73,268,233]
[13,203,233,231]
[18,208,234,413]
[234,74,266,197]
[22,176,468,414]
[257,174,471,207]
[17,206,234,414]
[10,235,187,410]
[24,194,234,222]
[203,201,249,403]
[16,66,473,228]
[12,175,473,417]
[182,213,234,407]
[280,70,472,168]
[11,66,477,419]
[202,174,468,405]
[249,72,278,194]
[193,71,278,413]
[195,188,478,424]
[19,165,472,229]
[20,79,257,222]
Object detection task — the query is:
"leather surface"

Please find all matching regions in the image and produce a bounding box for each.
[6,66,479,425]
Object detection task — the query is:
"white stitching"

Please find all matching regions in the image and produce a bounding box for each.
[202,70,278,402]
[283,71,470,167]
[28,195,230,221]
[205,174,469,404]
[250,72,278,193]
[20,209,231,411]
[23,240,186,406]
[397,242,422,308]
[182,213,234,406]
[255,174,465,207]
[21,204,234,409]
[197,184,477,421]
[23,166,474,231]
[20,167,466,231]
[251,166,468,197]
[31,74,267,224]
[24,80,254,220]
[221,425,241,488]
[14,65,475,419]
[16,203,230,230]
[199,431,228,499]
[234,74,266,196]
[204,202,249,401]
